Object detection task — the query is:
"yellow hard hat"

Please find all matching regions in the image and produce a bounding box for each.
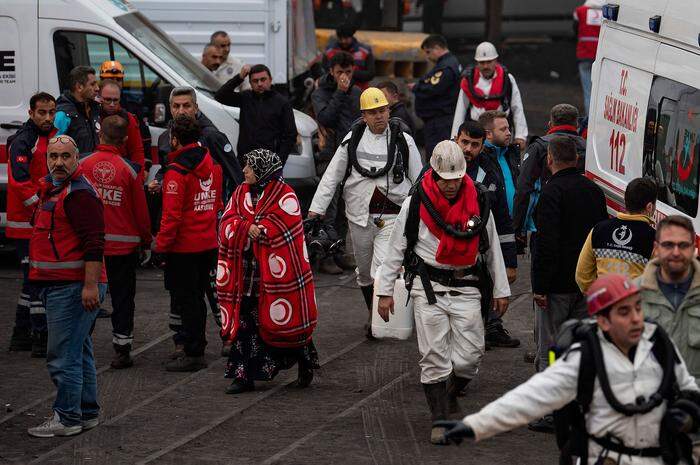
[360,87,389,111]
[100,60,124,79]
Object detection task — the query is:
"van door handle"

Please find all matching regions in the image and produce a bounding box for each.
[270,20,281,33]
[1,123,23,130]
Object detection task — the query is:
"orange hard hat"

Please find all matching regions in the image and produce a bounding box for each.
[100,60,124,79]
[586,273,639,316]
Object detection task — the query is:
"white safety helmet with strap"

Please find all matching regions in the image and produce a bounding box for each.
[474,41,499,62]
[430,141,466,180]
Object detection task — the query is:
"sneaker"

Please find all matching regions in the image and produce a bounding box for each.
[225,379,255,394]
[9,327,32,352]
[164,355,207,372]
[168,344,185,360]
[528,414,555,434]
[28,413,82,438]
[485,324,521,348]
[110,352,134,369]
[31,332,47,358]
[82,417,99,431]
[221,341,233,357]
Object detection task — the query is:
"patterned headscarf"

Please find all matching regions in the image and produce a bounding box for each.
[244,149,283,186]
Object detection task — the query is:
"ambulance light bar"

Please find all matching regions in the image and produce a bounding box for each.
[602,4,619,21]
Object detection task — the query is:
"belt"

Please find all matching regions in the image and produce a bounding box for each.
[424,263,478,288]
[591,435,661,458]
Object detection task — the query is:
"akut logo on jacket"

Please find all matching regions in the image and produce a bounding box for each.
[194,174,216,212]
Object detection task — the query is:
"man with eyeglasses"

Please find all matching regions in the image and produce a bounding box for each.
[99,80,145,171]
[640,215,700,381]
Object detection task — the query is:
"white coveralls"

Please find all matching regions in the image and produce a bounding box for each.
[450,71,528,141]
[309,126,423,287]
[213,55,252,91]
[462,323,699,465]
[376,196,511,383]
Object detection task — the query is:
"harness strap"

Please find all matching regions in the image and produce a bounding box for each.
[591,435,661,458]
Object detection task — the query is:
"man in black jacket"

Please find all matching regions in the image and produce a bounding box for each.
[54,66,101,154]
[513,104,586,250]
[532,135,607,374]
[377,80,415,135]
[215,64,297,166]
[456,121,520,350]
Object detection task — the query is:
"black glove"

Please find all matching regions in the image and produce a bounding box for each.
[151,252,167,270]
[515,234,527,255]
[672,399,700,433]
[433,420,474,445]
[664,408,693,435]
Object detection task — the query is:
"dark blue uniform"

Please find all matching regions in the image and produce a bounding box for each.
[412,52,461,157]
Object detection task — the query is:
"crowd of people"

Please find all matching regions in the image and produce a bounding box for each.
[7,9,700,465]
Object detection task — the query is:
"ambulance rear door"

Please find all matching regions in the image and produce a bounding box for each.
[586,25,657,213]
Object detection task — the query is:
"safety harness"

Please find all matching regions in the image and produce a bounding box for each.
[341,118,409,186]
[402,180,493,318]
[552,321,681,465]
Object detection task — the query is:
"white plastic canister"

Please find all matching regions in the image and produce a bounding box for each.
[371,265,414,340]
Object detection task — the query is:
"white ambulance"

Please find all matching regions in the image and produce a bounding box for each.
[586,0,700,231]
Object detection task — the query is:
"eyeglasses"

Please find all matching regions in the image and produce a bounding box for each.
[48,136,78,148]
[658,241,693,251]
[102,98,120,104]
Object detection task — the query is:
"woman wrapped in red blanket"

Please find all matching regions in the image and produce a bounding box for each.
[217,149,319,394]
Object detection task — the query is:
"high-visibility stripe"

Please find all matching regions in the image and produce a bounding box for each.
[7,221,32,229]
[23,194,39,207]
[579,37,599,42]
[105,234,141,243]
[499,234,515,242]
[30,260,84,269]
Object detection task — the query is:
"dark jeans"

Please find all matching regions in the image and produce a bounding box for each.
[105,252,139,353]
[423,114,453,160]
[13,239,47,334]
[164,249,217,356]
[41,282,107,426]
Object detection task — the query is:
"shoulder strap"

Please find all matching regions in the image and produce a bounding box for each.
[342,121,367,184]
[576,340,596,413]
[650,324,679,400]
[405,193,421,255]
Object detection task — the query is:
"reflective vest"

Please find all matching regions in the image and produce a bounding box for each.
[29,169,107,282]
[6,122,55,239]
[81,144,149,256]
[575,5,602,60]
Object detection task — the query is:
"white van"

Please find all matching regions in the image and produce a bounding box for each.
[0,0,318,237]
[586,0,700,231]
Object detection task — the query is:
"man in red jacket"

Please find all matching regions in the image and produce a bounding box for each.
[154,116,219,372]
[7,92,57,356]
[81,115,152,369]
[573,0,603,115]
[99,80,145,170]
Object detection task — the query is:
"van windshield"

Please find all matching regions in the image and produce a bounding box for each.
[114,11,220,95]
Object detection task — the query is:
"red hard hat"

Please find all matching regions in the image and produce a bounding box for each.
[586,273,639,316]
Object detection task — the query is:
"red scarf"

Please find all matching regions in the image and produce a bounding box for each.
[217,180,317,348]
[460,64,506,110]
[547,124,578,135]
[419,170,481,266]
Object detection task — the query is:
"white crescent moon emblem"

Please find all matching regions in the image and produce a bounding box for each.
[216,261,230,286]
[269,298,293,326]
[278,193,300,216]
[244,192,254,214]
[224,223,235,240]
[268,254,287,278]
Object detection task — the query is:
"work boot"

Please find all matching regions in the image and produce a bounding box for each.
[485,323,521,348]
[110,351,134,369]
[31,331,47,358]
[423,381,449,445]
[360,285,375,340]
[221,341,233,357]
[168,344,185,360]
[333,253,356,271]
[319,257,343,275]
[528,414,555,434]
[8,327,32,352]
[165,355,207,372]
[446,374,471,414]
[225,379,255,394]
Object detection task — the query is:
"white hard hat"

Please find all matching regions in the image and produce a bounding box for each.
[430,141,466,180]
[474,41,499,62]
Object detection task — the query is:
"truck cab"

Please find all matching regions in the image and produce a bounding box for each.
[0,0,318,238]
[586,0,700,235]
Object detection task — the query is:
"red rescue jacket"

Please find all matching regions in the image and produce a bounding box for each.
[155,143,220,254]
[81,144,152,256]
[7,120,55,239]
[100,108,145,170]
[29,167,107,282]
[575,5,602,60]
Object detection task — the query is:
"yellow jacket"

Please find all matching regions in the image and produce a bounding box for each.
[576,212,655,292]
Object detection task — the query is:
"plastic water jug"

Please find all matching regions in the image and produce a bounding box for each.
[371,265,414,340]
